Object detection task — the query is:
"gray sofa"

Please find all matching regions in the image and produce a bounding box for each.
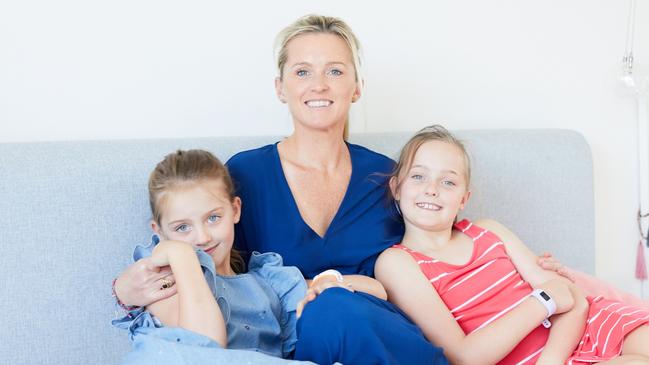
[0,129,594,364]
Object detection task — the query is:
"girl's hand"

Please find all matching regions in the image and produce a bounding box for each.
[296,278,354,318]
[537,279,575,314]
[114,257,177,308]
[537,252,576,282]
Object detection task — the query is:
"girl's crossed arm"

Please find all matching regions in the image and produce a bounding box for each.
[146,240,227,347]
[480,219,589,365]
[375,225,581,365]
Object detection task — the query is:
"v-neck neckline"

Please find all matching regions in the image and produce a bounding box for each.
[272,141,355,240]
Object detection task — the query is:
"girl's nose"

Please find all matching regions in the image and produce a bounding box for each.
[195,226,212,245]
[424,182,439,197]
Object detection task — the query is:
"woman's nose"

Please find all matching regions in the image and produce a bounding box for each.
[311,73,329,92]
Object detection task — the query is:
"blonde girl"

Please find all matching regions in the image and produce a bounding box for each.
[376,125,649,365]
[113,149,312,365]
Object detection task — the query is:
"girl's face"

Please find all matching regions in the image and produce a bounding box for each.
[275,32,361,134]
[391,140,471,233]
[152,179,241,276]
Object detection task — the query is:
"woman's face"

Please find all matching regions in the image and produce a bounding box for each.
[275,32,361,134]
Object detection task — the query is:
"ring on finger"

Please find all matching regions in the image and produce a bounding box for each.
[160,277,174,290]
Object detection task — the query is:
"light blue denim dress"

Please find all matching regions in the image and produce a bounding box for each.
[112,236,314,365]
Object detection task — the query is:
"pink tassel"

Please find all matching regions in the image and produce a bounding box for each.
[636,240,648,281]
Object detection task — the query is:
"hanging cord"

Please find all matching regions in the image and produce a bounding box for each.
[637,210,649,244]
[623,0,636,76]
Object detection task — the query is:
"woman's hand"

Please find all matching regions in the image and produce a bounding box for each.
[113,256,177,308]
[296,277,354,318]
[537,252,576,282]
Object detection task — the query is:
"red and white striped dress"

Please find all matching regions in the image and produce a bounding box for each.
[394,219,649,365]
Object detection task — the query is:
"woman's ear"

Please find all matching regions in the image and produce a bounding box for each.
[351,79,362,103]
[275,77,286,103]
[232,197,242,224]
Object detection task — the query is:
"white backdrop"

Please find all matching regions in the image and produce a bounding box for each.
[1,0,648,296]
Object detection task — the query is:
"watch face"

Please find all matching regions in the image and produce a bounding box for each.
[540,291,551,301]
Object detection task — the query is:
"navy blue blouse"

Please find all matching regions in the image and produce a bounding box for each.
[226,142,404,279]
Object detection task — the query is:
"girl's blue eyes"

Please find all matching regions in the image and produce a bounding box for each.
[175,224,190,233]
[409,174,457,186]
[173,215,220,232]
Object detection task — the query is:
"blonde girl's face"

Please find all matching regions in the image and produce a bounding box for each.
[152,179,241,276]
[275,32,361,134]
[391,140,471,233]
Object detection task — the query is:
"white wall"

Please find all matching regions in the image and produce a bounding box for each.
[2,1,648,296]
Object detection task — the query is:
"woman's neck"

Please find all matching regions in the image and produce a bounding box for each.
[279,129,348,171]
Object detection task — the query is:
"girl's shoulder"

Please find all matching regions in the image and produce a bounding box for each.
[455,218,512,241]
[247,251,307,297]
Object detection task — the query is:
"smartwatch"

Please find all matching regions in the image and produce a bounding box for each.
[529,288,557,328]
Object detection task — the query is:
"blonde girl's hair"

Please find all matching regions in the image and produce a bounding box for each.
[274,14,363,139]
[148,149,245,273]
[391,125,472,192]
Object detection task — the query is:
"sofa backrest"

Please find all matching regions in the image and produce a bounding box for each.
[0,129,594,364]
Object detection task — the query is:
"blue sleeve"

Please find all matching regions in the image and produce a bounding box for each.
[226,153,252,262]
[112,236,219,332]
[248,252,307,358]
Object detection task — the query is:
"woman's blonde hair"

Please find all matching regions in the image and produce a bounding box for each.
[148,149,245,273]
[274,14,363,139]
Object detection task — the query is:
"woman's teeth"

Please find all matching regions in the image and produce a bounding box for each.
[306,100,332,107]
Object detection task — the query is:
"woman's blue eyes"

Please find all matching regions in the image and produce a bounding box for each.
[295,69,343,77]
[411,174,424,180]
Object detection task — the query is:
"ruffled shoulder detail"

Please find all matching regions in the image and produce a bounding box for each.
[247,251,307,357]
[112,236,220,331]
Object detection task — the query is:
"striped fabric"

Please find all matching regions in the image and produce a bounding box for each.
[394,219,649,365]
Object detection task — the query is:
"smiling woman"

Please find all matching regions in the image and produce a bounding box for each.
[226,15,449,365]
[112,15,449,365]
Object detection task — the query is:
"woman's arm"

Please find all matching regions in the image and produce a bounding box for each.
[146,240,227,347]
[113,258,177,308]
[375,247,575,365]
[306,274,386,299]
[296,273,387,318]
[477,219,588,364]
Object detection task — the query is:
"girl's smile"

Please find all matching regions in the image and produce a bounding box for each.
[151,179,241,276]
